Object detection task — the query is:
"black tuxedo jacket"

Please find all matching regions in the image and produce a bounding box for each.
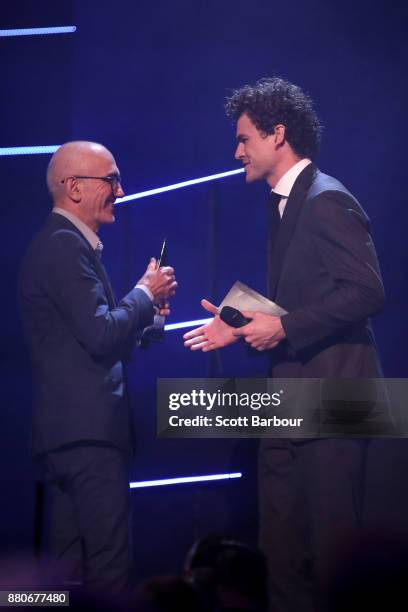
[267,164,392,434]
[19,213,154,455]
[269,163,384,378]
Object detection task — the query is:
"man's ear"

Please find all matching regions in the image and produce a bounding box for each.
[273,124,286,146]
[64,176,82,203]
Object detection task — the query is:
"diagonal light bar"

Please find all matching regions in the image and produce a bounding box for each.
[115,167,245,204]
[0,145,60,156]
[165,318,212,331]
[0,26,76,37]
[129,472,242,489]
[0,150,244,203]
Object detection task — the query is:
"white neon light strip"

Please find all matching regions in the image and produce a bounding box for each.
[129,472,242,489]
[165,318,212,331]
[0,145,60,156]
[0,26,76,37]
[0,149,244,199]
[115,167,245,204]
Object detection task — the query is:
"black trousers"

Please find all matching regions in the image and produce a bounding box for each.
[258,438,369,612]
[43,443,131,593]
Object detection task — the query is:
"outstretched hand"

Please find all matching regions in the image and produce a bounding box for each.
[183,299,239,352]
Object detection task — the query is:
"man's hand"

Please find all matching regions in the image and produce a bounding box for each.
[183,299,239,352]
[233,312,286,351]
[138,258,178,304]
[155,302,170,317]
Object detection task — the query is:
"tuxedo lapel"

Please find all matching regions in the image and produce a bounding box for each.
[267,192,282,298]
[268,163,317,300]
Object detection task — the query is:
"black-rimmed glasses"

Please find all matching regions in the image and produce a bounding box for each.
[61,174,122,192]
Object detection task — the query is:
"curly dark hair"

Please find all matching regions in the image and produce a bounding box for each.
[225,77,322,160]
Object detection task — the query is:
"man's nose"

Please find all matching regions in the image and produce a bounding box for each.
[116,182,125,198]
[235,143,244,160]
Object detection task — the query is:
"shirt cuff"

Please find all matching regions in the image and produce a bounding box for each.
[135,284,154,302]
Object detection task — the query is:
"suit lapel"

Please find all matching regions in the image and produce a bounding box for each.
[49,213,117,308]
[268,163,317,300]
[92,255,117,308]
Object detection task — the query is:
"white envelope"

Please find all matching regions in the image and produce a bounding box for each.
[218,281,287,316]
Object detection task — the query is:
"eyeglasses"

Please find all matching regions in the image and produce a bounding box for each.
[61,174,122,192]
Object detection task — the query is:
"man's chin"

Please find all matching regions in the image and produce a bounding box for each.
[101,214,115,225]
[103,208,116,223]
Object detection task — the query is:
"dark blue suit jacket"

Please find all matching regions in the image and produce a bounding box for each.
[19,212,154,455]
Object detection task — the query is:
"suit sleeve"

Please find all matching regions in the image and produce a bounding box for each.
[281,190,385,352]
[42,229,154,358]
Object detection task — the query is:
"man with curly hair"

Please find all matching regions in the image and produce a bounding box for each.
[184,78,388,611]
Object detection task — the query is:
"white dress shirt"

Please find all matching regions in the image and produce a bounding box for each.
[272,158,312,218]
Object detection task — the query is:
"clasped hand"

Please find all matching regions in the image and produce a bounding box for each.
[183,300,285,352]
[233,311,285,350]
[138,257,178,316]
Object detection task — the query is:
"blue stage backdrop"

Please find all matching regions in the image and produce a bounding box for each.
[1,0,407,579]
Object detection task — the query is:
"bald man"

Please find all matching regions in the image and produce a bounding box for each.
[19,142,177,592]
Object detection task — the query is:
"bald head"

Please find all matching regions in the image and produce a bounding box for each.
[47,141,115,202]
[46,141,124,232]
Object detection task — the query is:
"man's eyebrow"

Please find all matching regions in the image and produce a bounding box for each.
[236,133,247,142]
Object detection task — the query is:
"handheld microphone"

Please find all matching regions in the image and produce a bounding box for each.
[219,306,252,328]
